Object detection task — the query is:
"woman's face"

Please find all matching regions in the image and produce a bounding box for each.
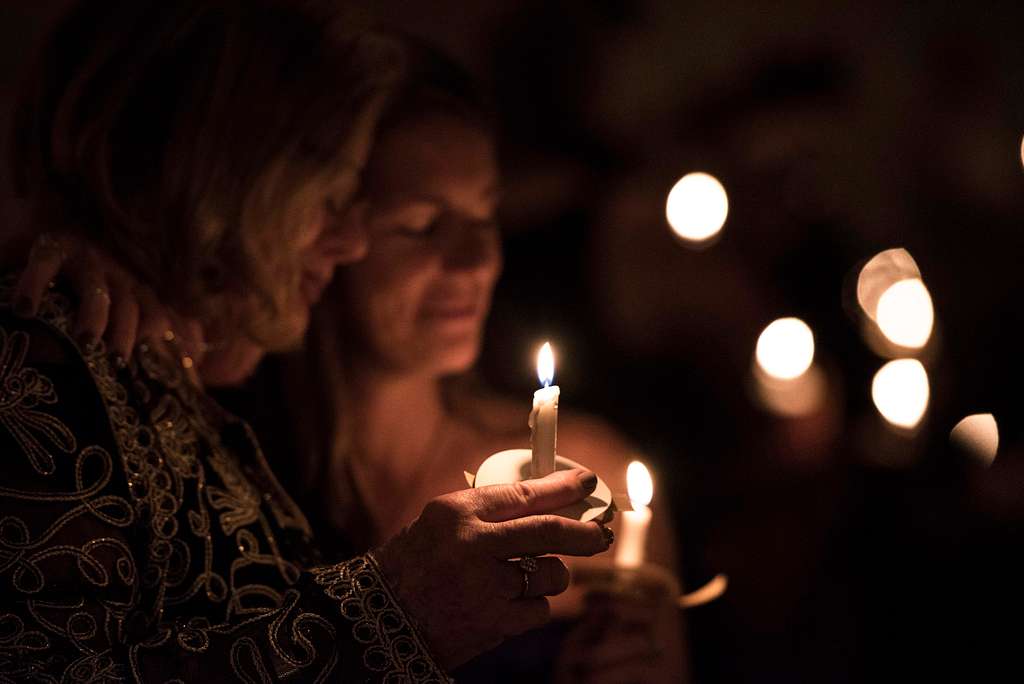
[266,107,380,352]
[339,112,502,376]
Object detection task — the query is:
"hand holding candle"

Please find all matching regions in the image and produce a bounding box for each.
[529,342,559,478]
[615,460,654,568]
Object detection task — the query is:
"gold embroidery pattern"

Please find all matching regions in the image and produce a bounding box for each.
[0,327,75,475]
[313,554,452,683]
[0,279,445,681]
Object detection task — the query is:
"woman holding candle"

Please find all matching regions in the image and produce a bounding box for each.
[0,4,614,679]
[258,38,688,682]
[15,32,687,682]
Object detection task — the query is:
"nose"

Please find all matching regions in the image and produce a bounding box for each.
[321,201,370,265]
[444,219,501,276]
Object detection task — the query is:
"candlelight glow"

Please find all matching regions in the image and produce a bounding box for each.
[665,172,729,243]
[871,359,930,429]
[754,363,826,417]
[626,460,653,508]
[856,248,921,321]
[951,413,999,465]
[536,342,555,387]
[755,318,815,380]
[875,278,934,349]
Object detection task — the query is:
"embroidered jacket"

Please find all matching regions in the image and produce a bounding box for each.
[0,280,448,682]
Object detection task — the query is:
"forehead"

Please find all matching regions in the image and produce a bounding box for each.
[365,113,498,198]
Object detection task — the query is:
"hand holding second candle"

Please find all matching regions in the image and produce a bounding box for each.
[373,468,613,670]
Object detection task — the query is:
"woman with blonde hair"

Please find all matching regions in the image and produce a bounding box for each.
[0,2,614,680]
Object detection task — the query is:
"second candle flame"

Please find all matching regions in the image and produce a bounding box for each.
[626,461,653,508]
[537,342,555,387]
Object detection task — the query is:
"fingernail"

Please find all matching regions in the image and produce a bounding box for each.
[13,297,34,318]
[600,525,615,547]
[578,471,598,495]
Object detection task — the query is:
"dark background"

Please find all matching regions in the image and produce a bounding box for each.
[4,2,1024,681]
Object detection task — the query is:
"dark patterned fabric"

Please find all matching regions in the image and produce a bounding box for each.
[0,277,448,682]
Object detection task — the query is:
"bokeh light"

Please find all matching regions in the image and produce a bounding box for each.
[755,318,815,380]
[950,413,999,465]
[856,248,921,321]
[871,359,930,429]
[875,278,934,349]
[753,363,826,417]
[665,172,729,243]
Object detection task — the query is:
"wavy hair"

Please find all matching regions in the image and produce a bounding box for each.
[11,0,400,346]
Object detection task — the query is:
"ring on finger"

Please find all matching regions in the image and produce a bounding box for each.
[519,556,538,573]
[91,286,110,301]
[517,556,538,599]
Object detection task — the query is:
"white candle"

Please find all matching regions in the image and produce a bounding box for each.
[529,342,559,478]
[615,461,654,568]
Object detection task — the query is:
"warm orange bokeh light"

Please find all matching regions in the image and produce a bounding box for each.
[665,172,728,243]
[755,318,815,380]
[875,278,934,349]
[871,359,930,429]
[951,413,999,465]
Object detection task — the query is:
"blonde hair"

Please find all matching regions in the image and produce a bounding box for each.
[11,0,400,346]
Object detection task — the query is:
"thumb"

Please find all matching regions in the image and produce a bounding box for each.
[473,468,598,522]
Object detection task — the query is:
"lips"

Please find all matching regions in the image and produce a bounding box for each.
[422,302,478,319]
[420,293,481,321]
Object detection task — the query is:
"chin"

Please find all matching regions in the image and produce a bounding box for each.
[426,337,481,376]
[259,309,311,353]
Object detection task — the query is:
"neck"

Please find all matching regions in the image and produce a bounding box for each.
[346,366,446,471]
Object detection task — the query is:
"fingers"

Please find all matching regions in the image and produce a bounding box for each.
[62,246,114,348]
[584,592,659,627]
[104,277,140,364]
[486,517,610,558]
[582,631,658,670]
[136,286,174,347]
[501,556,570,599]
[167,311,205,369]
[557,619,663,684]
[12,233,67,317]
[473,469,599,522]
[502,597,550,636]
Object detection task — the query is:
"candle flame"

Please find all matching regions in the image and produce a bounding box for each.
[626,460,653,508]
[537,342,555,387]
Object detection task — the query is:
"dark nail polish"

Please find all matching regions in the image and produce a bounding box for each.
[578,471,598,495]
[13,297,34,318]
[600,525,615,547]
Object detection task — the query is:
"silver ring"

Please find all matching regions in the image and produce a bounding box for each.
[519,556,538,573]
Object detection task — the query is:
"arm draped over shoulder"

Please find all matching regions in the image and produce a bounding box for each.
[0,279,449,682]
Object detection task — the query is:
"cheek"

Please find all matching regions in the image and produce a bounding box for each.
[346,247,442,339]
